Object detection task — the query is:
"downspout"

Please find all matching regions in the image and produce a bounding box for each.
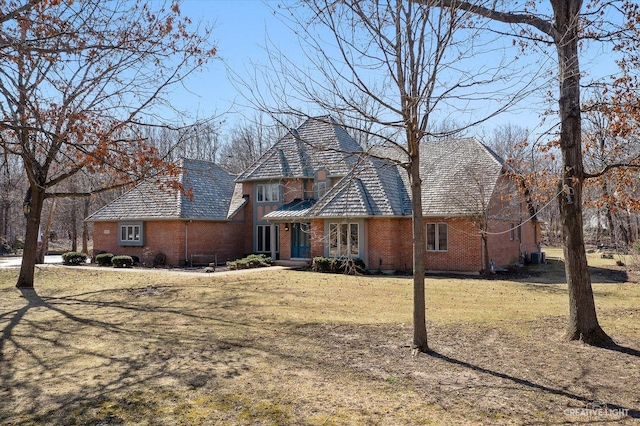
[185,220,192,266]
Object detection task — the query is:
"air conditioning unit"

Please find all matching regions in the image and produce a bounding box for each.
[530,252,546,264]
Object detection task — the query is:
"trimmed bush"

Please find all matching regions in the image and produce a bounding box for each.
[95,253,114,266]
[62,251,87,266]
[112,255,134,268]
[312,256,366,275]
[227,254,273,270]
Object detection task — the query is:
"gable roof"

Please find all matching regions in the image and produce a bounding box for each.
[265,137,504,220]
[86,158,237,222]
[236,116,363,182]
[304,155,412,218]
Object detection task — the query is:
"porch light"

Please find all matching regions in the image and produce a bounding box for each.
[284,223,289,231]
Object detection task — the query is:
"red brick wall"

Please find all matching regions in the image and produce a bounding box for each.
[307,217,485,272]
[92,219,250,267]
[309,219,325,259]
[485,173,542,267]
[280,223,292,259]
[422,217,483,272]
[368,218,409,271]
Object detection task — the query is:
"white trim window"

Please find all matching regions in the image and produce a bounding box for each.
[426,223,448,251]
[329,222,359,257]
[257,183,280,202]
[118,222,143,246]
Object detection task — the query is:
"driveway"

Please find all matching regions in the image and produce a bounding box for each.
[0,255,62,268]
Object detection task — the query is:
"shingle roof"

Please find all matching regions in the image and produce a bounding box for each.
[227,183,248,219]
[86,158,237,221]
[236,116,363,182]
[306,156,411,218]
[419,138,504,216]
[268,137,504,220]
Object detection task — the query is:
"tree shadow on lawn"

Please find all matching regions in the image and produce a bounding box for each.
[0,286,253,424]
[518,258,630,285]
[425,349,640,419]
[286,321,640,422]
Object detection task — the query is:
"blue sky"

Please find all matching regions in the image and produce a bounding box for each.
[174,1,285,125]
[172,0,622,142]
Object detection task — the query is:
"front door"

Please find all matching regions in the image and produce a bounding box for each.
[291,222,311,258]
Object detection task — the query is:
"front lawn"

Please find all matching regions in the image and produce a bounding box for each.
[0,254,638,425]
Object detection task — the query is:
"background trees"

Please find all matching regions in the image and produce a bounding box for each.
[0,0,216,288]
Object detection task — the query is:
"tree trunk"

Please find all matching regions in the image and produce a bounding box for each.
[71,200,77,252]
[481,233,490,274]
[82,196,89,254]
[409,150,428,353]
[16,185,45,288]
[553,0,612,345]
[1,200,8,241]
[37,198,56,263]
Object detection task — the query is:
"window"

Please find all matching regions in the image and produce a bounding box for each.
[257,183,279,202]
[509,223,521,241]
[426,223,447,251]
[118,222,143,246]
[257,224,279,253]
[329,222,359,257]
[317,181,327,199]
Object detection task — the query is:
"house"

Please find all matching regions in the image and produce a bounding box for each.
[87,116,540,272]
[238,116,540,272]
[86,158,251,266]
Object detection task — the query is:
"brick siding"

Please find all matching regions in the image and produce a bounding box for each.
[92,220,250,267]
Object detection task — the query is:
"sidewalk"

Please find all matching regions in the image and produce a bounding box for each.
[0,255,288,277]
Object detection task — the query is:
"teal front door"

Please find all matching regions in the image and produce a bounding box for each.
[291,222,311,258]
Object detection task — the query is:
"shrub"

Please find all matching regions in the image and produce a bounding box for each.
[153,253,166,267]
[95,253,114,266]
[112,255,134,268]
[62,251,87,266]
[12,238,24,250]
[227,253,273,270]
[312,256,366,275]
[311,256,334,273]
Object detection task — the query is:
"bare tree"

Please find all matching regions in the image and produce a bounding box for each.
[426,0,640,345]
[0,146,24,245]
[239,0,534,352]
[0,0,216,288]
[219,114,285,174]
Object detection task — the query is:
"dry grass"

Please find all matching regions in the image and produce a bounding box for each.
[0,255,639,425]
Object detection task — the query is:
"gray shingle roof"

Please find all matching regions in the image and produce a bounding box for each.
[269,137,504,219]
[227,183,248,219]
[236,116,363,182]
[419,138,504,216]
[307,156,411,218]
[86,158,237,221]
